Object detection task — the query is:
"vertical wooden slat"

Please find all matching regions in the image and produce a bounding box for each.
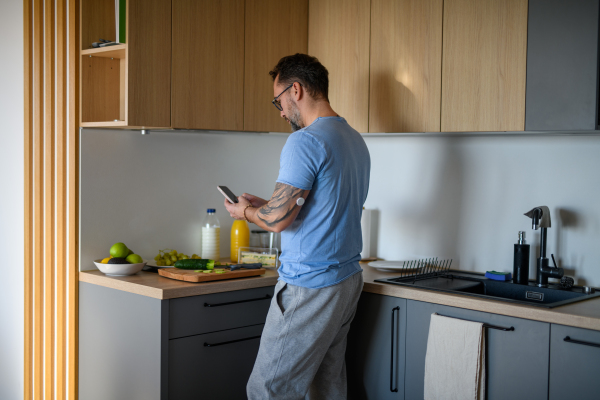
[68,0,81,398]
[44,0,56,398]
[56,0,68,398]
[24,0,34,397]
[33,0,44,397]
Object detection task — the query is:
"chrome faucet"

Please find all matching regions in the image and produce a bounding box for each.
[524,206,564,287]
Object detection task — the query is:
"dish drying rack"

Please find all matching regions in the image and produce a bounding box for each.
[386,258,453,283]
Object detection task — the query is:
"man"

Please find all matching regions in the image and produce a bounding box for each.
[224,53,370,400]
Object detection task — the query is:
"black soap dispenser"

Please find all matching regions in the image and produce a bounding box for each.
[513,231,530,284]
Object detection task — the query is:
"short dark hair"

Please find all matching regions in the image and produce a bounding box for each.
[269,54,329,102]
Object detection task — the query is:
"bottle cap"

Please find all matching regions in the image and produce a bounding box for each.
[207,208,216,213]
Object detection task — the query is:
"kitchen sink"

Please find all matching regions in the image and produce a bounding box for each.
[375,272,600,308]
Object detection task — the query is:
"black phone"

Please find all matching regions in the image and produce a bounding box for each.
[217,186,238,203]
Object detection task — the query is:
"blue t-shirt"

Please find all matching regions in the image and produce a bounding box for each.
[276,116,371,289]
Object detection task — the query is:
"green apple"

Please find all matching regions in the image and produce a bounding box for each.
[126,254,143,264]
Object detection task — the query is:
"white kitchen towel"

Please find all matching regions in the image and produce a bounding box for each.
[424,313,485,400]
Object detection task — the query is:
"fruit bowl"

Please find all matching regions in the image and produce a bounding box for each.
[93,259,147,276]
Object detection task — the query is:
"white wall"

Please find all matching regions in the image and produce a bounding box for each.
[82,129,600,287]
[80,130,288,267]
[0,0,24,399]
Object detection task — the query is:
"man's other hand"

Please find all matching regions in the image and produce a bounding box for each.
[242,193,268,208]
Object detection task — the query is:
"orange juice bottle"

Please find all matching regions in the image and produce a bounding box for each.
[230,220,250,262]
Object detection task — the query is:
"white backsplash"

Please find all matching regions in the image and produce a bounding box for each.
[81,129,600,286]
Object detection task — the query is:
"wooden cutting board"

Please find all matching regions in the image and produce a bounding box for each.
[158,267,266,283]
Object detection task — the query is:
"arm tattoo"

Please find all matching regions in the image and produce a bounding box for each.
[257,183,305,227]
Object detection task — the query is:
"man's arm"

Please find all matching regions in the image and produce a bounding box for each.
[224,183,309,233]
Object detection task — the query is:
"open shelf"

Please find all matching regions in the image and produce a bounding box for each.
[81,44,127,59]
[81,51,126,125]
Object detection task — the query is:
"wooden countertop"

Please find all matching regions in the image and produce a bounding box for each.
[80,263,600,331]
[79,268,279,300]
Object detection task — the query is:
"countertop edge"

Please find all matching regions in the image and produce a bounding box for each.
[363,282,600,331]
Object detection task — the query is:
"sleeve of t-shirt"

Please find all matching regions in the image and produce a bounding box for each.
[276,132,326,191]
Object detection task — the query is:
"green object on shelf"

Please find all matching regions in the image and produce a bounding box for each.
[487,271,510,275]
[118,0,126,43]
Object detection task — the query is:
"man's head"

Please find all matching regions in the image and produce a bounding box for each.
[269,54,329,131]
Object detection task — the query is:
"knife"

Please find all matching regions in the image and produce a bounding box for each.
[229,263,263,271]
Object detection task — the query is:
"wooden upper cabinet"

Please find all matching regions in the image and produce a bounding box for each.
[244,0,308,133]
[127,0,171,127]
[441,0,528,132]
[308,0,370,133]
[369,0,443,133]
[171,0,244,130]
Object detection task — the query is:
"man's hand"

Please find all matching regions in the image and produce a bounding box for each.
[223,195,251,220]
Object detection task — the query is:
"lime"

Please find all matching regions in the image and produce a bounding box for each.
[126,254,143,264]
[128,248,134,255]
[110,242,129,258]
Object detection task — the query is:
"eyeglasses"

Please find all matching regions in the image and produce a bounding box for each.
[271,83,295,111]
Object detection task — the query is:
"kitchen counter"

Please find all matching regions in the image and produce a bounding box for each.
[80,262,600,330]
[79,267,279,300]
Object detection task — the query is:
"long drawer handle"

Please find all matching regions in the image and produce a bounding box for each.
[204,335,261,347]
[435,313,514,331]
[204,294,272,307]
[390,306,400,393]
[564,336,600,348]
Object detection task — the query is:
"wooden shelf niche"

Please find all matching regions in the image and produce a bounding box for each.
[81,45,127,127]
[80,0,171,128]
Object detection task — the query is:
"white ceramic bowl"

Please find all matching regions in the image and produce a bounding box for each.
[93,259,147,276]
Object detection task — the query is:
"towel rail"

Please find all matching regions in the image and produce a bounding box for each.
[435,313,515,331]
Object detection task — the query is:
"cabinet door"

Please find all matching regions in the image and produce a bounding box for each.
[369,0,443,133]
[405,300,549,400]
[346,293,406,400]
[169,324,264,400]
[171,0,244,130]
[441,0,528,132]
[308,0,370,133]
[525,0,600,131]
[549,324,600,399]
[244,0,308,133]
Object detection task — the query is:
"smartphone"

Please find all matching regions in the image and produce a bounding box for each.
[217,186,238,204]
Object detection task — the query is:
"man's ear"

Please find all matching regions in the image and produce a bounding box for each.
[292,82,303,101]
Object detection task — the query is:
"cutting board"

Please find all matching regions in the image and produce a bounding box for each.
[158,267,266,283]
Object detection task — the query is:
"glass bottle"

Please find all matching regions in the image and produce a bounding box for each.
[201,209,220,260]
[230,220,250,262]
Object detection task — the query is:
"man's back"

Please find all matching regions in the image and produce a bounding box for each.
[276,116,371,288]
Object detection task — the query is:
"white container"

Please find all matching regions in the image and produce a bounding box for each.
[201,208,220,260]
[360,208,372,260]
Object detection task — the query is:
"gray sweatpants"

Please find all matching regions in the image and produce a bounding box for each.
[247,272,364,400]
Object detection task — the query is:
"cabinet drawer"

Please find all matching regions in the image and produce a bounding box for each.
[169,286,274,339]
[550,324,600,399]
[169,324,264,400]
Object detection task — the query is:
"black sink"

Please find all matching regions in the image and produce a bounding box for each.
[375,272,600,308]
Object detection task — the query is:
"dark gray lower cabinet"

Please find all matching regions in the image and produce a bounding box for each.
[79,282,273,399]
[405,300,550,400]
[169,324,264,399]
[549,324,600,399]
[346,292,407,400]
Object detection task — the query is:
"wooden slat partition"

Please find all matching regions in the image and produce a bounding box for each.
[57,0,68,398]
[23,0,33,397]
[24,0,80,398]
[68,0,81,397]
